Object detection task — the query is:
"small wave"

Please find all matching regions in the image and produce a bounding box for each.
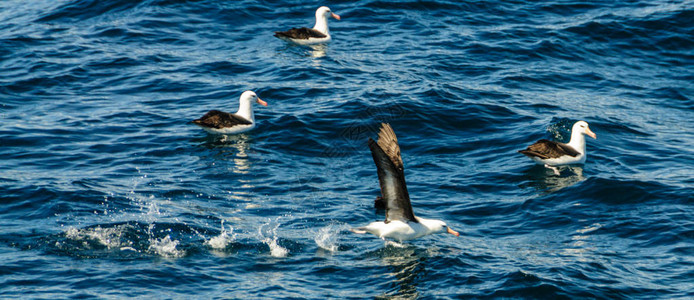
[36,0,142,23]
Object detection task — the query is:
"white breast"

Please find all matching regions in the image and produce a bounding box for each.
[202,123,255,135]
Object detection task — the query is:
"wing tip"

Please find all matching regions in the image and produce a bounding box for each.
[374,123,403,168]
[377,122,395,137]
[518,149,533,157]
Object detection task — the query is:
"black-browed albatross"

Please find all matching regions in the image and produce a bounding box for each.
[274,6,341,45]
[351,123,460,242]
[519,120,597,174]
[192,91,267,135]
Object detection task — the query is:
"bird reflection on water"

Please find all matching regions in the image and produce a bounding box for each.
[196,134,255,204]
[200,134,253,174]
[376,244,425,299]
[275,43,328,70]
[309,44,327,59]
[520,165,586,194]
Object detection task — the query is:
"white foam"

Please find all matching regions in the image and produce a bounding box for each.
[385,240,407,248]
[259,221,288,258]
[264,236,289,258]
[314,225,339,252]
[205,220,235,250]
[148,235,185,258]
[64,225,130,250]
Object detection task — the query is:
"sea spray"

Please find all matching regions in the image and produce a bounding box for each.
[148,234,185,258]
[206,220,235,249]
[314,224,339,252]
[259,219,288,258]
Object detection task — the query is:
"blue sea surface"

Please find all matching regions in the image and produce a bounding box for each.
[1,0,693,298]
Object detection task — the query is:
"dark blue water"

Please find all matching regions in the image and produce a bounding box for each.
[1,0,693,298]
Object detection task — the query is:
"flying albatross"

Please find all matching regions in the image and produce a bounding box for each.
[351,123,460,242]
[192,90,267,135]
[274,6,341,45]
[519,120,597,174]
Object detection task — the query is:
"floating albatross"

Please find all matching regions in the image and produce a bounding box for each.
[519,120,597,174]
[192,91,267,135]
[274,6,341,45]
[351,123,460,242]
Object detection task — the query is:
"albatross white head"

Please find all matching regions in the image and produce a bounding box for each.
[313,6,341,35]
[567,121,597,154]
[236,91,268,122]
[419,218,460,237]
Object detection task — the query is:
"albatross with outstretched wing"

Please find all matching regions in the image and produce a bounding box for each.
[351,123,459,242]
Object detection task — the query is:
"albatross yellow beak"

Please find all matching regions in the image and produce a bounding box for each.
[585,127,596,139]
[256,98,268,107]
[331,13,341,20]
[447,227,460,237]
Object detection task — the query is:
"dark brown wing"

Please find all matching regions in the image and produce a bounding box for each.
[274,27,327,40]
[368,123,417,223]
[518,139,580,159]
[192,110,251,129]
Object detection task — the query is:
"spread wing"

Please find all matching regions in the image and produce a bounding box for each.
[274,27,327,40]
[518,139,580,159]
[368,123,417,223]
[192,110,251,129]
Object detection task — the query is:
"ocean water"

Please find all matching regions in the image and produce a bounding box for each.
[1,0,693,298]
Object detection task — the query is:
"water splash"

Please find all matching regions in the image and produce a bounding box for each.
[546,118,575,142]
[259,220,288,258]
[148,235,184,258]
[205,220,235,250]
[314,225,339,252]
[146,201,161,217]
[384,240,407,248]
[266,237,288,258]
[64,225,134,250]
[145,223,184,258]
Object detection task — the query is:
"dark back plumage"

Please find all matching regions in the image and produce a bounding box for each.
[274,27,327,40]
[519,139,580,159]
[192,110,252,129]
[368,123,417,223]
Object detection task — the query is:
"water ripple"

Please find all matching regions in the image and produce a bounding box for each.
[1,0,692,298]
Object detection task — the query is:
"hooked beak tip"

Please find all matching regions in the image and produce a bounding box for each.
[587,128,597,139]
[447,227,460,237]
